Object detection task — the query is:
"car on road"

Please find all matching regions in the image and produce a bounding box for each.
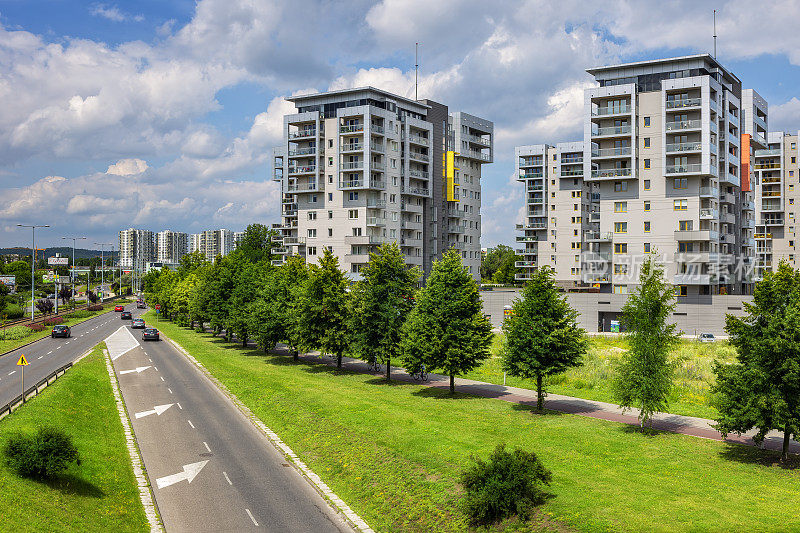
[121,311,132,320]
[131,318,145,329]
[136,300,146,309]
[699,333,716,343]
[142,328,160,341]
[51,325,71,338]
[115,305,124,312]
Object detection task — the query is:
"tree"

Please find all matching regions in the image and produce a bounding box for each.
[502,267,587,411]
[400,249,493,393]
[712,261,800,461]
[0,282,8,315]
[238,223,278,263]
[86,290,99,305]
[350,243,420,380]
[58,286,72,306]
[228,258,261,347]
[492,250,520,284]
[613,255,679,428]
[277,256,310,359]
[296,249,350,368]
[480,245,515,282]
[35,299,54,315]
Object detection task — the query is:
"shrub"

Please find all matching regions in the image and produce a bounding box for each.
[3,427,80,479]
[460,444,552,525]
[65,310,92,319]
[42,317,64,326]
[4,304,24,319]
[26,323,45,332]
[0,326,35,341]
[86,304,103,311]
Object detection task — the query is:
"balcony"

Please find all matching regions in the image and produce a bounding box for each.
[665,119,702,131]
[591,168,632,179]
[585,231,613,242]
[407,134,429,146]
[288,165,317,175]
[666,97,702,109]
[464,133,490,146]
[516,222,547,230]
[755,162,781,170]
[366,217,386,227]
[526,183,544,191]
[666,163,702,175]
[665,142,702,153]
[515,261,537,267]
[583,273,610,283]
[370,143,386,153]
[592,104,632,116]
[520,172,544,179]
[674,252,720,263]
[287,182,318,193]
[754,233,773,239]
[408,169,429,180]
[288,146,317,156]
[371,124,385,134]
[345,235,389,245]
[561,169,583,177]
[583,252,612,262]
[371,162,386,172]
[673,273,715,285]
[448,225,465,233]
[516,235,541,242]
[366,199,386,209]
[461,149,491,162]
[289,129,316,139]
[592,146,632,158]
[341,143,364,152]
[401,185,429,196]
[755,148,781,157]
[699,208,719,219]
[340,124,364,134]
[341,161,364,171]
[592,125,632,137]
[515,274,533,281]
[339,179,386,190]
[674,229,719,240]
[699,186,719,197]
[409,151,429,162]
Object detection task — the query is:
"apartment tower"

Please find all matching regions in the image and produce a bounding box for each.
[118,228,155,270]
[155,230,188,264]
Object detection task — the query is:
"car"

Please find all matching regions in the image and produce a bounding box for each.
[136,300,146,309]
[131,318,145,329]
[47,293,55,299]
[142,328,160,341]
[51,325,71,338]
[121,311,132,320]
[115,305,124,312]
[699,333,716,343]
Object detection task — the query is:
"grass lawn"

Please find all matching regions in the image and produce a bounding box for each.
[464,335,736,420]
[0,302,123,355]
[147,311,800,533]
[0,344,149,532]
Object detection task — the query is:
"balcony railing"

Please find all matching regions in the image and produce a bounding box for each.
[341,143,363,152]
[289,129,316,139]
[339,179,386,189]
[408,134,429,146]
[665,120,702,131]
[700,208,719,219]
[371,162,386,171]
[409,151,429,162]
[666,163,702,174]
[755,148,781,157]
[371,124,384,134]
[288,165,317,174]
[516,235,540,242]
[401,186,429,196]
[288,146,317,156]
[341,161,363,170]
[584,231,613,241]
[366,199,386,209]
[408,169,429,179]
[666,97,702,109]
[520,172,544,179]
[462,149,491,161]
[515,261,537,267]
[561,169,583,177]
[592,147,632,157]
[592,104,631,116]
[755,162,781,169]
[591,168,631,178]
[366,217,386,226]
[561,157,584,164]
[340,124,364,134]
[592,125,631,137]
[665,142,702,153]
[287,182,318,192]
[699,186,719,197]
[464,133,490,145]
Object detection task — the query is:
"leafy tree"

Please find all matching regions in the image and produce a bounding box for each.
[228,258,261,346]
[177,251,208,278]
[480,245,515,282]
[277,256,310,359]
[613,255,679,428]
[88,263,96,285]
[502,267,587,411]
[86,290,99,305]
[238,223,278,263]
[35,299,54,315]
[296,249,350,368]
[170,272,199,327]
[400,249,493,393]
[0,282,8,315]
[350,243,420,380]
[713,261,800,461]
[492,251,519,284]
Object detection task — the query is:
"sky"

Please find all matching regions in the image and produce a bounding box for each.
[2,0,800,249]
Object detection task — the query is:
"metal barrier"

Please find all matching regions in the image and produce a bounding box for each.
[0,362,73,421]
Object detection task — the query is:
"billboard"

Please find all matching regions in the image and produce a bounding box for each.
[48,257,69,266]
[0,275,15,288]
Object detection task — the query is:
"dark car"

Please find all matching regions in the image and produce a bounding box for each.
[121,311,132,320]
[131,318,145,329]
[51,325,71,338]
[142,328,160,341]
[115,305,124,312]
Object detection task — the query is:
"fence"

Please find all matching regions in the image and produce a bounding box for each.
[0,362,73,421]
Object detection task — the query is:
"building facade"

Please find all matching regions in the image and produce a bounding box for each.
[272,87,492,281]
[155,230,188,264]
[188,229,235,261]
[118,228,155,270]
[517,54,772,295]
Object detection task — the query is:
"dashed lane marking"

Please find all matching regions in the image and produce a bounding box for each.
[203,441,211,453]
[245,509,258,527]
[8,371,15,376]
[176,402,182,409]
[187,420,195,429]
[223,472,232,485]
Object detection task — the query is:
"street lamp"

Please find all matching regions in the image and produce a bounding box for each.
[62,236,86,307]
[17,224,49,321]
[94,242,114,303]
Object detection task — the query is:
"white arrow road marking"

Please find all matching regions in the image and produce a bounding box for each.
[156,460,208,489]
[119,366,151,375]
[134,403,174,419]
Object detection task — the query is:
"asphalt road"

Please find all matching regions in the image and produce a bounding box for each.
[0,302,144,407]
[107,323,355,532]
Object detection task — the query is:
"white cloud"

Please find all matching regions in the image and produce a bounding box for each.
[106,158,149,176]
[90,4,143,23]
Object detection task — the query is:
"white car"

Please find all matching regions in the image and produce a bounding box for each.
[698,333,716,343]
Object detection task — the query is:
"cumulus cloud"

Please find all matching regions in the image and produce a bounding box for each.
[106,158,149,176]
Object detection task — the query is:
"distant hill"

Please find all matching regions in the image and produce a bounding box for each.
[0,247,118,260]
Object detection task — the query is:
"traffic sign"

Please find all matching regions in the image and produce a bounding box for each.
[155,304,161,310]
[17,354,29,366]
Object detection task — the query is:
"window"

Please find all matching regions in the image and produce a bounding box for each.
[574,203,579,211]
[614,243,628,254]
[679,220,693,231]
[793,157,797,164]
[328,139,333,148]
[644,158,651,169]
[307,229,316,238]
[792,142,797,150]
[348,209,358,219]
[349,192,359,201]
[614,201,627,213]
[614,181,627,192]
[676,286,688,297]
[311,195,318,203]
[308,246,317,255]
[644,201,651,211]
[328,175,333,184]
[674,199,688,210]
[328,157,333,166]
[352,227,362,236]
[674,178,688,189]
[678,242,694,252]
[614,264,628,274]
[328,193,333,201]
[571,241,581,250]
[644,179,651,190]
[308,211,317,220]
[644,138,651,148]
[644,221,651,232]
[328,210,333,219]
[328,228,333,237]
[614,222,628,233]
[644,243,651,253]
[791,199,795,205]
[613,285,628,294]
[644,116,651,127]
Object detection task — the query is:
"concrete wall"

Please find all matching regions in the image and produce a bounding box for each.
[480,288,751,336]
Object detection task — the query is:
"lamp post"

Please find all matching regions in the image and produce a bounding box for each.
[17,224,49,321]
[62,236,86,308]
[95,242,114,303]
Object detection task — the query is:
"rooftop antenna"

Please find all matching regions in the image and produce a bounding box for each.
[415,42,419,101]
[713,9,717,59]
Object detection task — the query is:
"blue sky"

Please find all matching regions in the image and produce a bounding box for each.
[2,0,800,249]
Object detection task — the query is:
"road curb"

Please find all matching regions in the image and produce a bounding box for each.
[103,348,164,533]
[161,333,374,533]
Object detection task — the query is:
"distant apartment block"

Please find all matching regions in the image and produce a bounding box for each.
[155,230,188,264]
[189,229,235,261]
[515,54,782,296]
[272,86,492,281]
[119,228,155,270]
[233,231,245,249]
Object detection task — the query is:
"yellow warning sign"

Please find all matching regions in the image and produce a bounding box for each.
[16,354,29,366]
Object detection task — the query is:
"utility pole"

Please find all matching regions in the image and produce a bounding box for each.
[713,10,717,59]
[63,236,86,308]
[17,224,49,320]
[415,42,419,101]
[95,243,105,303]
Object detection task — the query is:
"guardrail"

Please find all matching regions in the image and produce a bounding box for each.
[0,362,73,421]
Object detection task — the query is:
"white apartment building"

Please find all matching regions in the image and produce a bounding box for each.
[233,231,245,249]
[517,54,768,296]
[189,229,235,262]
[272,87,492,281]
[155,230,188,264]
[119,228,155,270]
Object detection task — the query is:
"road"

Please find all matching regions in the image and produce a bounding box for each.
[106,322,355,532]
[0,302,144,407]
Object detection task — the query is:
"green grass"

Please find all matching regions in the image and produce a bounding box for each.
[146,311,800,533]
[0,303,121,355]
[464,335,736,420]
[0,344,149,532]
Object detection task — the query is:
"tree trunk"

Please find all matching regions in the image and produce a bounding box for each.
[242,336,247,347]
[337,352,342,368]
[292,349,298,361]
[536,373,544,411]
[450,374,455,394]
[782,425,791,462]
[385,355,391,381]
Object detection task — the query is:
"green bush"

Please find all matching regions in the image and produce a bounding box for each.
[0,326,35,341]
[65,310,92,319]
[3,427,80,479]
[86,304,103,311]
[460,444,552,525]
[3,304,24,319]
